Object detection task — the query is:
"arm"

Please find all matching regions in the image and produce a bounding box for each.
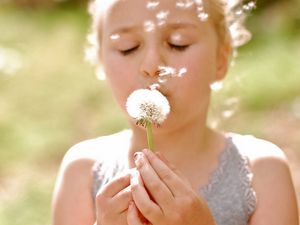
[51,145,96,225]
[52,139,134,225]
[249,145,298,225]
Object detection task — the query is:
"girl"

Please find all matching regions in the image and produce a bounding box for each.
[52,0,298,224]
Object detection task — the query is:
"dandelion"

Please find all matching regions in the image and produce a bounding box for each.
[126,89,170,150]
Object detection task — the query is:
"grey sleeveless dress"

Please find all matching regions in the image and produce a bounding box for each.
[92,136,257,225]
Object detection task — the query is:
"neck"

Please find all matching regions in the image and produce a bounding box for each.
[128,117,226,168]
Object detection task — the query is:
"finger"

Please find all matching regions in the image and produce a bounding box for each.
[155,151,192,188]
[127,201,146,225]
[143,149,189,196]
[98,173,130,198]
[134,152,174,207]
[155,152,177,172]
[110,185,133,212]
[130,168,161,222]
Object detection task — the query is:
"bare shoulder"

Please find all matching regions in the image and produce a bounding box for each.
[62,129,132,165]
[54,129,132,191]
[230,133,299,225]
[52,130,132,225]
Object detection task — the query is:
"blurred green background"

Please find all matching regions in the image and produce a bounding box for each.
[0,0,299,224]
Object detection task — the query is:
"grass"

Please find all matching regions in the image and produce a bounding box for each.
[0,7,127,225]
[226,36,300,110]
[0,5,299,225]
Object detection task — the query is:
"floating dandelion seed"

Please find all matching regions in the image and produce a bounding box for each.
[156,11,169,20]
[176,0,194,9]
[158,76,168,84]
[224,0,256,47]
[221,97,240,119]
[192,0,209,22]
[178,67,187,77]
[126,89,170,150]
[157,66,187,83]
[196,6,209,21]
[156,10,169,26]
[144,20,156,32]
[243,2,256,11]
[147,1,160,10]
[149,83,161,90]
[229,23,251,47]
[95,67,106,81]
[198,12,209,21]
[110,34,120,40]
[210,81,223,92]
[158,66,176,77]
[158,66,176,83]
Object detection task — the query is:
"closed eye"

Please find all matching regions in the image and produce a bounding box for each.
[168,43,189,51]
[120,46,139,55]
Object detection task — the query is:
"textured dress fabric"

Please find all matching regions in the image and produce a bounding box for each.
[92,135,257,225]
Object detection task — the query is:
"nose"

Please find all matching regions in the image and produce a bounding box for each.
[140,45,165,77]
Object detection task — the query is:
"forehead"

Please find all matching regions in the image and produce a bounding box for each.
[101,0,210,32]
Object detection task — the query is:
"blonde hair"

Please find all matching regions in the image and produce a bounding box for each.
[85,0,255,65]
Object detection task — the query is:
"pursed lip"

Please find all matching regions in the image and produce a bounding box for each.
[146,83,169,98]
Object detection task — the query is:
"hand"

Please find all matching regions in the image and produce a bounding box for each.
[127,149,216,225]
[95,172,133,225]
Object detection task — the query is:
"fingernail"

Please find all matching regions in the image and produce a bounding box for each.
[133,151,143,162]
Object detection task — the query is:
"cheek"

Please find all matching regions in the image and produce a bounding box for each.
[103,56,137,109]
[168,49,217,110]
[179,51,217,87]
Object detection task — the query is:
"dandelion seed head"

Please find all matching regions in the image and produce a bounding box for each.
[126,89,170,126]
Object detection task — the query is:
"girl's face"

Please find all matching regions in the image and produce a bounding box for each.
[100,0,229,129]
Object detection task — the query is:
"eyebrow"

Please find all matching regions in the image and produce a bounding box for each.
[110,22,199,35]
[167,22,198,29]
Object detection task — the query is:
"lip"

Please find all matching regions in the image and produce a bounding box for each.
[147,83,169,97]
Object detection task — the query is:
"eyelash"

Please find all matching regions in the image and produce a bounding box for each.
[120,46,139,56]
[168,43,189,51]
[119,43,189,56]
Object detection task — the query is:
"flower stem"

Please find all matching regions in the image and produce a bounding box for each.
[146,120,154,151]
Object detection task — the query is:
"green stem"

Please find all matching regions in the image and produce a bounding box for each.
[146,120,154,151]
